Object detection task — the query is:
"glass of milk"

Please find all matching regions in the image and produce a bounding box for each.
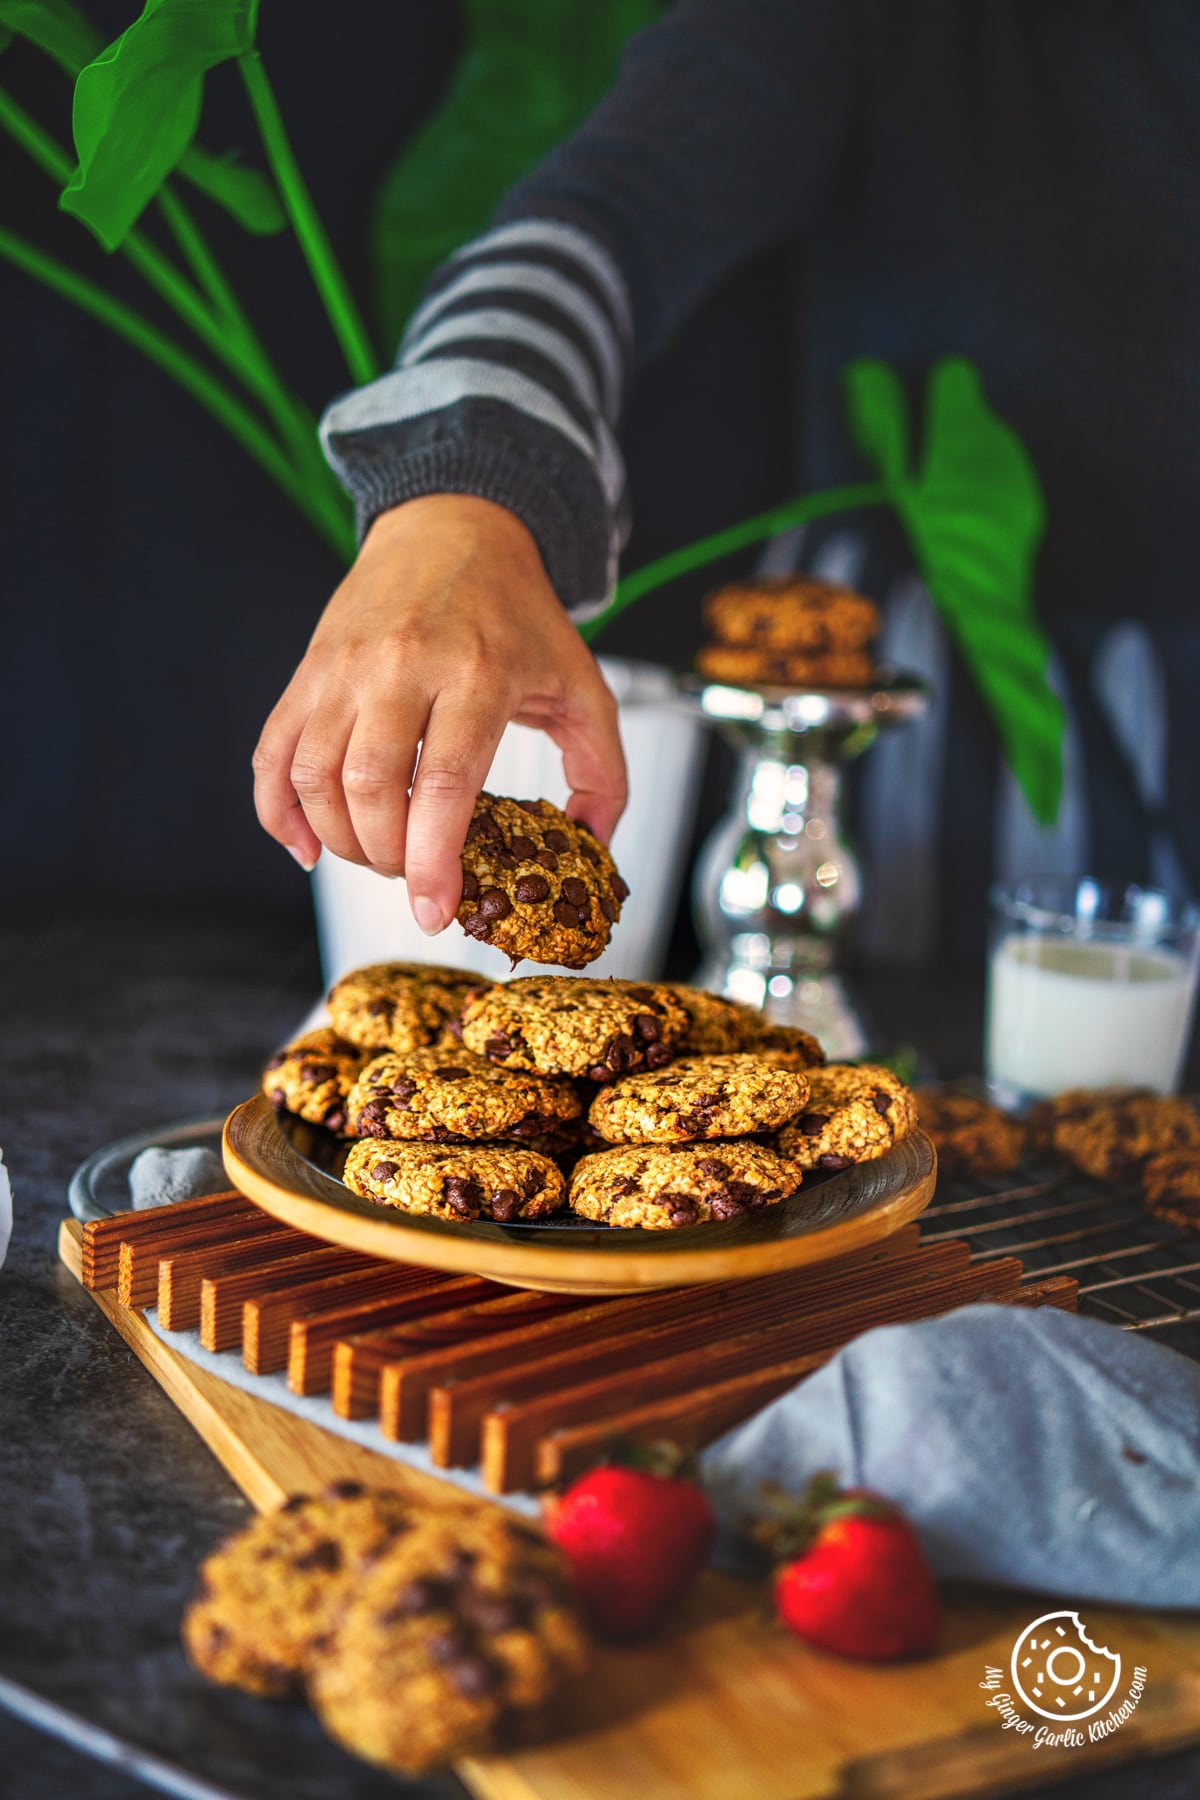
[985,879,1200,1108]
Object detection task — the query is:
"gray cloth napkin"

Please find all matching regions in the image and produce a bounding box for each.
[701,1303,1200,1607]
[128,1146,228,1210]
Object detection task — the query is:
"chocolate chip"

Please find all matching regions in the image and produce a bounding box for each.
[633,1013,661,1043]
[515,872,550,904]
[819,1154,853,1170]
[626,986,657,1005]
[490,1188,520,1222]
[588,1062,615,1084]
[644,1043,672,1069]
[370,1159,398,1181]
[611,1176,640,1195]
[726,1180,761,1206]
[514,798,546,814]
[461,912,492,941]
[295,1539,341,1573]
[561,876,590,906]
[444,1175,482,1215]
[269,1087,286,1108]
[579,838,601,865]
[799,1113,829,1136]
[669,1204,698,1226]
[434,1066,471,1082]
[599,894,617,922]
[324,1107,345,1132]
[611,874,630,901]
[543,828,570,853]
[391,1577,447,1616]
[522,1169,543,1196]
[451,1654,498,1697]
[467,813,503,843]
[366,997,394,1018]
[324,1479,365,1499]
[478,888,512,921]
[709,1192,745,1220]
[392,1077,417,1098]
[536,848,559,872]
[485,1034,513,1060]
[496,850,518,870]
[871,1090,893,1115]
[359,1102,390,1135]
[608,1033,638,1072]
[554,899,583,928]
[280,1494,309,1512]
[459,1589,523,1632]
[509,834,538,860]
[460,870,480,902]
[697,1158,730,1179]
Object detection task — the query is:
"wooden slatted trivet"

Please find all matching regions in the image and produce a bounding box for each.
[81,1194,1078,1495]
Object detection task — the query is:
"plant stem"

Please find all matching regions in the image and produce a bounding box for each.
[579,482,890,644]
[0,222,354,562]
[238,50,378,386]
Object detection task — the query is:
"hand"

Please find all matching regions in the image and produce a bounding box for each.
[252,494,628,935]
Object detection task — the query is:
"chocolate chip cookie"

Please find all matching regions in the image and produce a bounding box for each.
[1050,1093,1200,1181]
[666,985,766,1055]
[310,1509,589,1774]
[181,1483,412,1697]
[912,1088,1025,1180]
[343,1140,565,1223]
[345,1044,582,1144]
[776,1064,918,1169]
[569,1141,801,1228]
[456,794,628,970]
[588,1054,810,1144]
[703,576,880,652]
[1142,1152,1200,1233]
[328,962,482,1053]
[262,1028,367,1134]
[695,643,877,691]
[749,1021,827,1070]
[460,976,689,1082]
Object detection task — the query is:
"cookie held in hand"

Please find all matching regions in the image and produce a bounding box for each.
[457,794,628,969]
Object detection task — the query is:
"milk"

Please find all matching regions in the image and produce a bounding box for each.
[985,934,1197,1106]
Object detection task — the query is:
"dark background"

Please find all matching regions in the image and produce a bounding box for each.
[1,0,792,926]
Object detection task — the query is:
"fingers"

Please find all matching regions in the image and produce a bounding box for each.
[552,666,628,845]
[289,703,368,868]
[342,690,423,876]
[252,695,322,871]
[403,689,511,933]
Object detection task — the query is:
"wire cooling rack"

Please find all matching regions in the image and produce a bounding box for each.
[921,1158,1200,1333]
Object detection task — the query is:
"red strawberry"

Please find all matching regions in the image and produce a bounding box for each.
[755,1473,940,1661]
[544,1448,716,1641]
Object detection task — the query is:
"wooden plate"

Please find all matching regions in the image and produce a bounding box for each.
[224,1095,936,1294]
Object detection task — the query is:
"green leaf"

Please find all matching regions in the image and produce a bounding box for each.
[843,358,910,487]
[177,143,283,234]
[0,0,100,74]
[846,355,1063,826]
[60,0,259,250]
[370,0,661,347]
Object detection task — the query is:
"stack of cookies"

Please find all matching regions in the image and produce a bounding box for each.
[182,1484,590,1774]
[263,963,922,1233]
[695,573,881,692]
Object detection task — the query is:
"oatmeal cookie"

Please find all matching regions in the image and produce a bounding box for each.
[456,793,628,970]
[777,1063,918,1170]
[345,1045,581,1143]
[181,1483,412,1697]
[588,1054,810,1144]
[343,1140,565,1223]
[703,576,880,652]
[261,1028,367,1133]
[695,643,876,691]
[1050,1093,1200,1180]
[310,1509,589,1774]
[1142,1152,1200,1232]
[328,962,481,1053]
[569,1141,800,1228]
[749,1020,826,1070]
[913,1089,1025,1180]
[1025,1086,1148,1149]
[460,976,689,1082]
[665,985,766,1055]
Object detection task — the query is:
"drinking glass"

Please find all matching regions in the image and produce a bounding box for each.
[985,878,1200,1109]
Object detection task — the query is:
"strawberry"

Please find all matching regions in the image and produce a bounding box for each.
[754,1473,940,1661]
[544,1445,716,1641]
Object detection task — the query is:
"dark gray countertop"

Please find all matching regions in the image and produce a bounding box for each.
[0,905,1196,1800]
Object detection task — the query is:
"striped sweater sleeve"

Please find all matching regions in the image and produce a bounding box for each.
[319,218,632,622]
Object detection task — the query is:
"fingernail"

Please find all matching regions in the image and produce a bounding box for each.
[412,895,445,936]
[287,845,317,873]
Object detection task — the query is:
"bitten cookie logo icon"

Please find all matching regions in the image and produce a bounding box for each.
[1011,1613,1121,1722]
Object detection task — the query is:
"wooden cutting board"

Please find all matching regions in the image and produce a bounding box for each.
[60,1219,1200,1800]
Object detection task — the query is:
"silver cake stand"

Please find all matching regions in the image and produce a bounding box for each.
[679,671,928,1060]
